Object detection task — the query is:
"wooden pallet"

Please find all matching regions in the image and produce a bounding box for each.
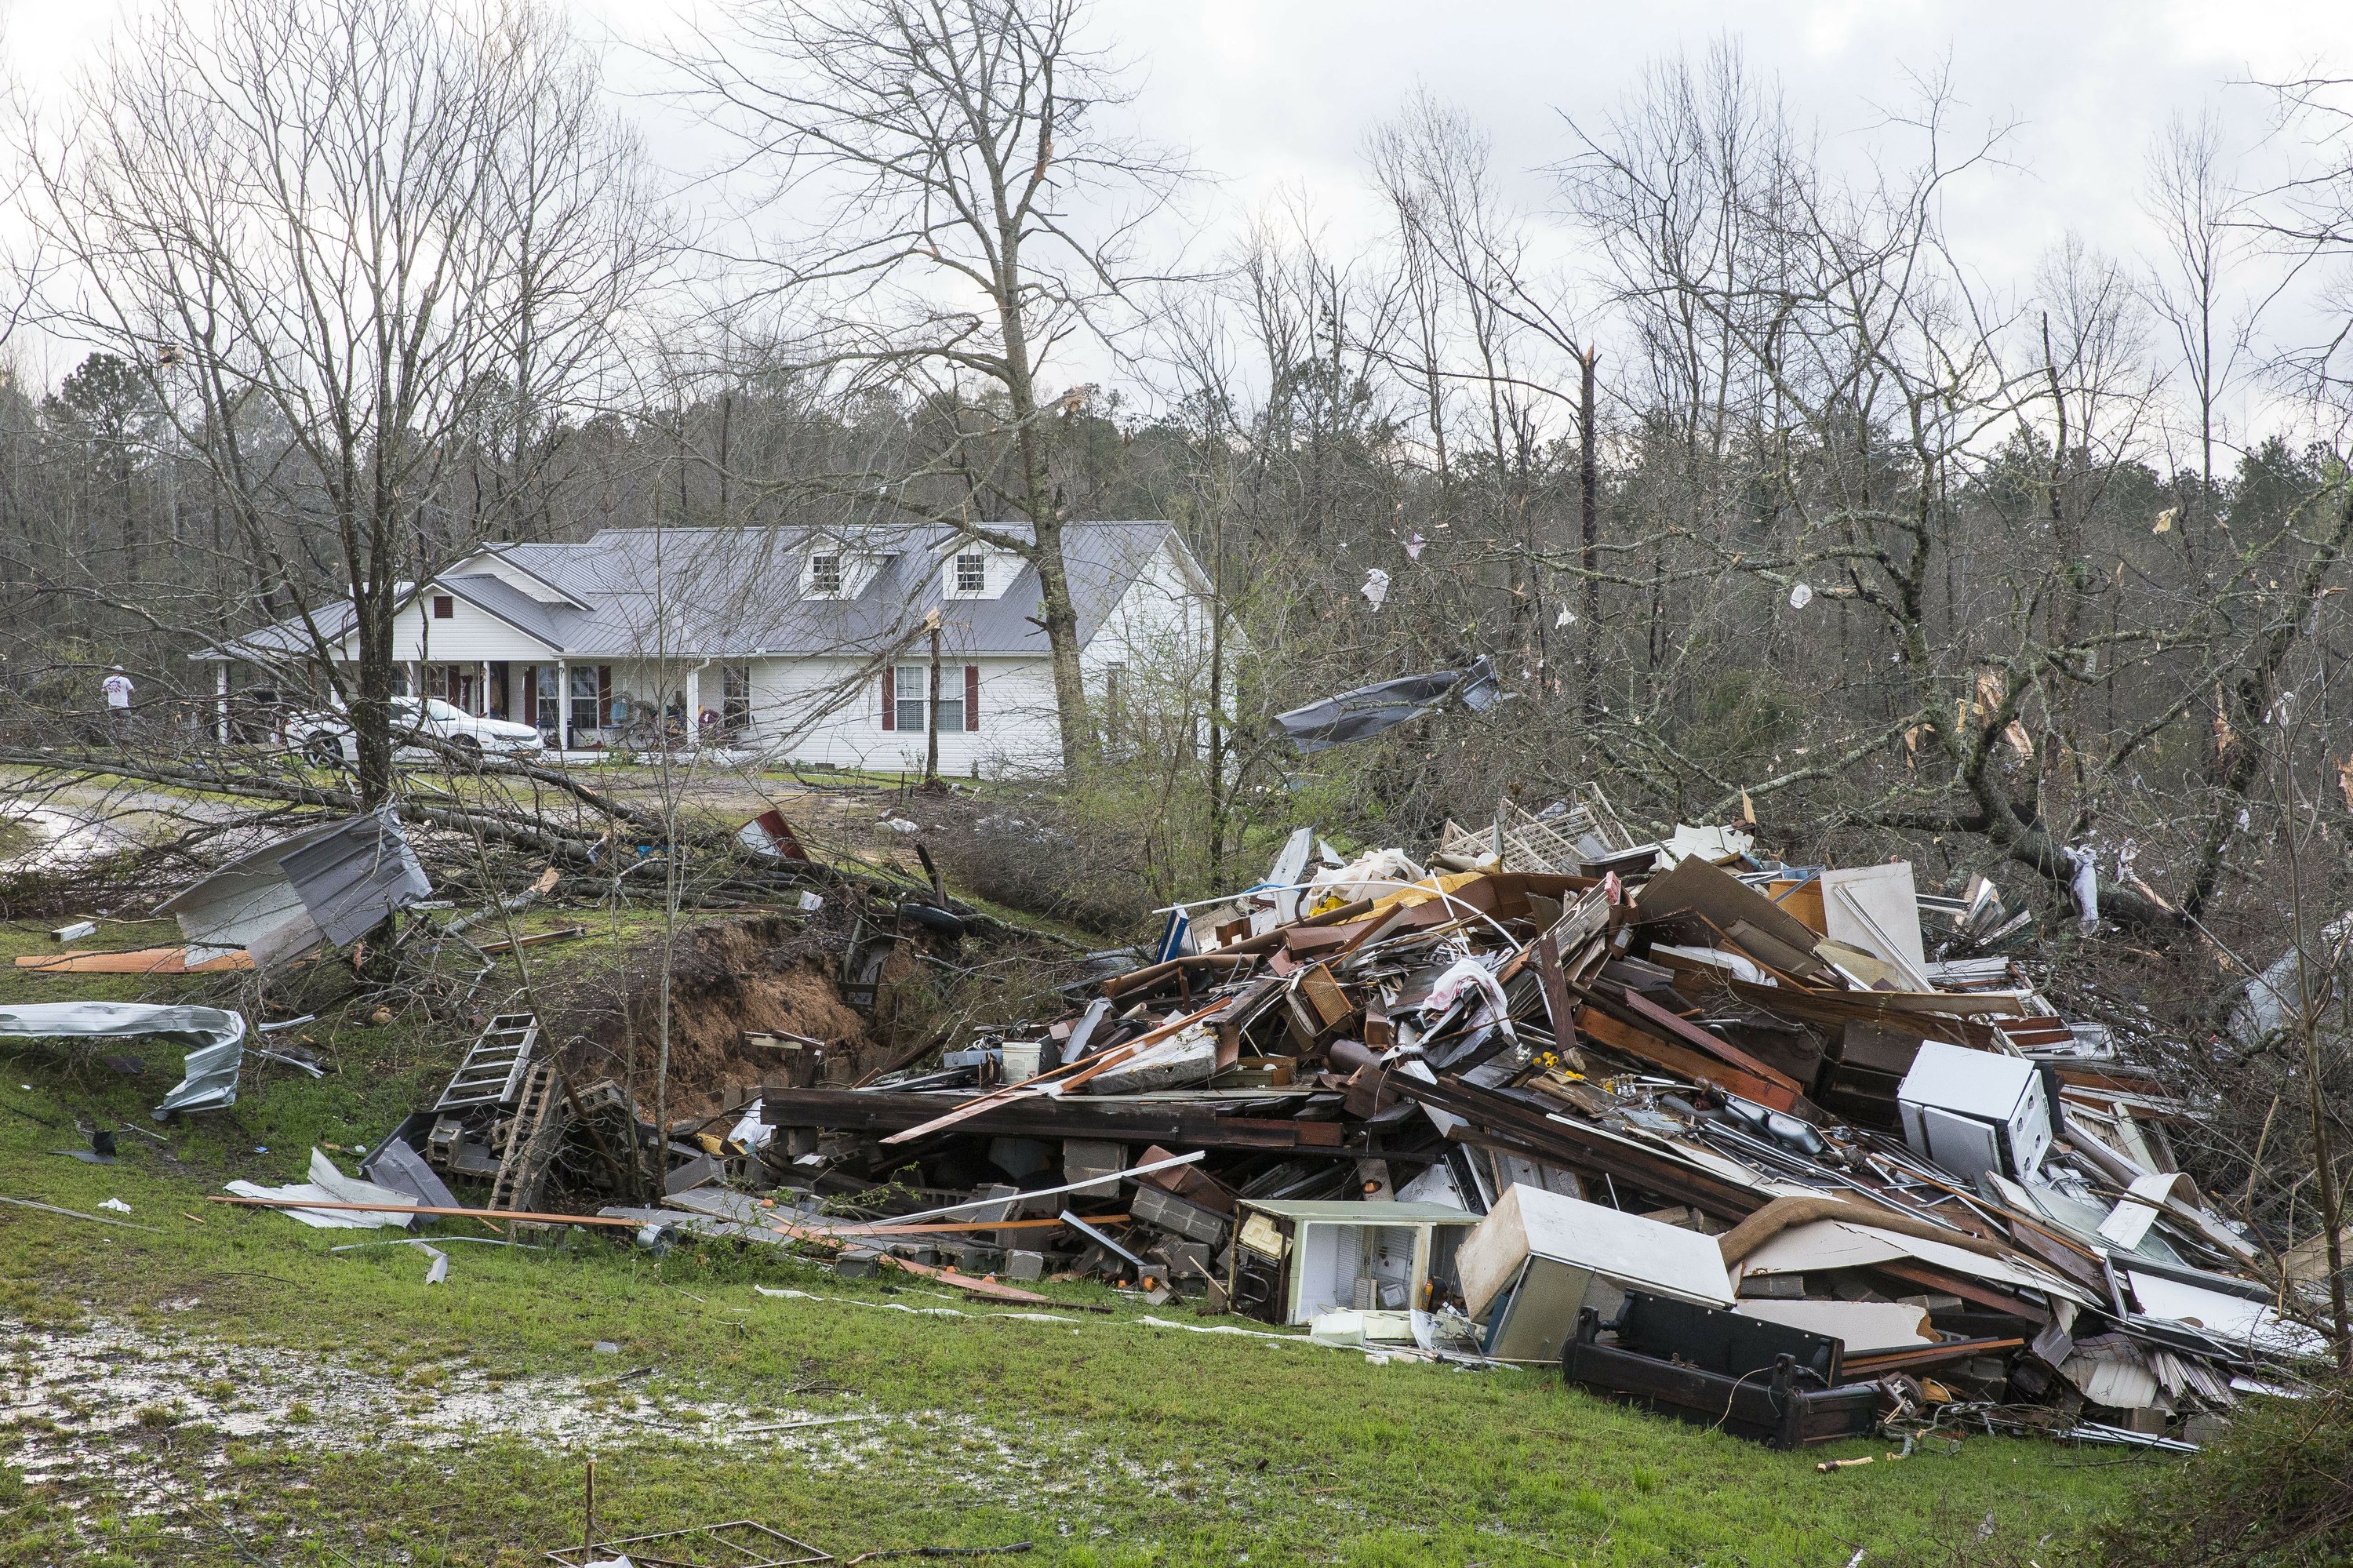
[488,1059,562,1213]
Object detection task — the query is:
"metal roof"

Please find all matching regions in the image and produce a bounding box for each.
[207,521,1198,664]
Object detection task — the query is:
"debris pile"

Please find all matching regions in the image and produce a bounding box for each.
[738,791,2332,1447]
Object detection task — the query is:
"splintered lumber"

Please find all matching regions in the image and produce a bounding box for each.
[881,1000,1225,1144]
[473,925,589,955]
[16,947,253,974]
[878,1253,1061,1304]
[1576,1005,1805,1114]
[763,1088,1356,1153]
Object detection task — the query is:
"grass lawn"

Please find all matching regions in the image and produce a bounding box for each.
[0,915,2155,1567]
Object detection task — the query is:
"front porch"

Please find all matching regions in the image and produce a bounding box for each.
[398,658,754,752]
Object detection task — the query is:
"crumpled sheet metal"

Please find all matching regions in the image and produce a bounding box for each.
[0,1001,251,1121]
[1275,657,1500,753]
[225,1147,419,1229]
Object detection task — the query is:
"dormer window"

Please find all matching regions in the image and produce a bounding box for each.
[809,554,842,597]
[955,553,985,593]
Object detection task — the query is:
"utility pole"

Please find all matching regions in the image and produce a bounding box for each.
[924,614,944,787]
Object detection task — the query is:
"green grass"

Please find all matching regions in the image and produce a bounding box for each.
[0,915,2149,1567]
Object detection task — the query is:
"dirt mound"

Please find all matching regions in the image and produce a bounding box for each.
[558,915,880,1122]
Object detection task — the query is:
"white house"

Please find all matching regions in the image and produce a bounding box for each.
[202,521,1217,774]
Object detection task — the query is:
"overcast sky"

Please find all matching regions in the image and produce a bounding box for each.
[8,0,2349,431]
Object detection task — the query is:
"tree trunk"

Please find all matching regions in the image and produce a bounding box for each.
[998,285,1093,776]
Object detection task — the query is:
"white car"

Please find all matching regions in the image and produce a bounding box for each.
[286,697,544,768]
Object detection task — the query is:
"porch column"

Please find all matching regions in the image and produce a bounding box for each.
[685,664,701,745]
[555,659,569,751]
[478,661,491,718]
[213,662,230,744]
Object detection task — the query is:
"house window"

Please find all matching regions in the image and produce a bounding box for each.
[933,672,963,734]
[955,553,985,593]
[894,664,929,733]
[721,664,752,733]
[568,665,602,740]
[432,595,454,619]
[809,554,842,597]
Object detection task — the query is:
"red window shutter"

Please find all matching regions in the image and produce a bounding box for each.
[880,666,895,729]
[598,665,612,725]
[964,664,979,730]
[522,673,536,727]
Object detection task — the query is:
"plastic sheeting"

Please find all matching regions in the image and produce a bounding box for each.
[0,1001,251,1121]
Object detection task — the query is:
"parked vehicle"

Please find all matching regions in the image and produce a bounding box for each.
[284,697,544,768]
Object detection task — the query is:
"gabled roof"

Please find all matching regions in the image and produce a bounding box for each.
[206,521,1199,664]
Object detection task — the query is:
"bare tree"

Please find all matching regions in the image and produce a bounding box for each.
[668,0,1187,774]
[2142,106,2256,555]
[24,0,659,805]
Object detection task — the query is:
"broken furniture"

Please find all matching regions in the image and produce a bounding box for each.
[1459,1184,1737,1362]
[1897,1039,2054,1184]
[1562,1293,1882,1449]
[1225,1200,1478,1324]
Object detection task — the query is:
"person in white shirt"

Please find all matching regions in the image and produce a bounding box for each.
[101,668,133,740]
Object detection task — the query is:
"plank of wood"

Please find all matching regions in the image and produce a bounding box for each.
[1616,986,1801,1091]
[1575,1006,1804,1114]
[762,1090,1366,1154]
[473,926,588,955]
[824,1213,1129,1237]
[878,1000,1227,1145]
[16,947,252,973]
[878,1251,1060,1304]
[1840,1337,2026,1375]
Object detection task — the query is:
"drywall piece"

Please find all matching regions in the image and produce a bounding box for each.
[1737,1217,2098,1306]
[1636,853,1821,959]
[1459,1184,1735,1363]
[1818,863,1931,988]
[2097,1172,2198,1250]
[2123,1268,2329,1358]
[1733,1299,1936,1353]
[1082,1023,1217,1095]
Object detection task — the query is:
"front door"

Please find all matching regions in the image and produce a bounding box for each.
[530,666,561,746]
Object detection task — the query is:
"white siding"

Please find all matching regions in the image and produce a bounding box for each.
[1082,537,1211,681]
[747,654,1063,775]
[345,594,555,664]
[444,551,580,606]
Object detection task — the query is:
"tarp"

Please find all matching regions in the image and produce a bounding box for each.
[1275,657,1500,753]
[0,1002,251,1120]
